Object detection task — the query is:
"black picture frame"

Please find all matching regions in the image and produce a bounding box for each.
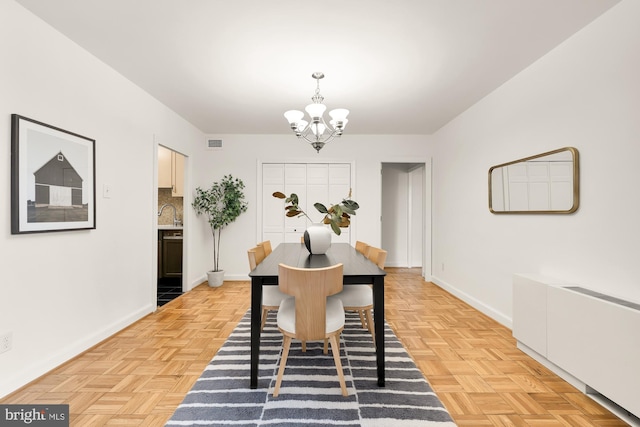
[11,114,96,234]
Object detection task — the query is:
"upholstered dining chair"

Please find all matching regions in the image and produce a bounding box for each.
[248,245,289,331]
[273,263,348,397]
[333,246,387,346]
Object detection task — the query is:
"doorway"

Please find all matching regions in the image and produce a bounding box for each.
[381,162,429,275]
[157,145,186,306]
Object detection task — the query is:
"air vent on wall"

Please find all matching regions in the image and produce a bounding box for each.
[207,139,223,150]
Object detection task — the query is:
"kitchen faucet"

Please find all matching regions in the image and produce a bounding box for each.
[158,203,181,227]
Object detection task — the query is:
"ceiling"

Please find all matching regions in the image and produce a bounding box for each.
[15,0,620,135]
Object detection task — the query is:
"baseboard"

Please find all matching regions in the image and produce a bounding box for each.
[223,274,251,281]
[0,304,155,399]
[431,275,512,329]
[191,275,207,289]
[192,274,248,285]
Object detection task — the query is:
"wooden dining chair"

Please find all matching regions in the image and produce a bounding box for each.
[248,245,289,331]
[273,263,348,397]
[334,246,387,346]
[367,247,388,269]
[247,245,266,270]
[355,240,370,256]
[258,240,272,256]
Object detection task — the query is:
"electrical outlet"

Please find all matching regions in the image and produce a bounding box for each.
[0,332,12,354]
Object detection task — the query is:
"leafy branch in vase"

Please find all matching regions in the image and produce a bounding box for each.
[272,190,359,235]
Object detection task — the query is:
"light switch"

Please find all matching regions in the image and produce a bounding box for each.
[103,184,112,198]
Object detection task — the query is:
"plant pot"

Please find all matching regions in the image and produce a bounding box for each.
[303,223,332,254]
[207,270,224,287]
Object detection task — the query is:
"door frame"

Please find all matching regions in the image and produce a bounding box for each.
[153,138,189,308]
[380,158,431,280]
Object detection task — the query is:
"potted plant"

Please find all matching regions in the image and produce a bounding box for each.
[193,175,248,287]
[273,190,359,254]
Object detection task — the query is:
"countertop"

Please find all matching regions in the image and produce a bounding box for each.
[158,225,183,230]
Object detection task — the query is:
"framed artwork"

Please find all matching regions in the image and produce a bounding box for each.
[11,114,96,234]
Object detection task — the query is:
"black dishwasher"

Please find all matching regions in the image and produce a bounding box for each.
[158,229,183,306]
[160,229,183,278]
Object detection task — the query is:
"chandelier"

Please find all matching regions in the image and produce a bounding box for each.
[284,72,349,153]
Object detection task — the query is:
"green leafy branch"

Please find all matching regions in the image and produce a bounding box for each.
[272,190,359,235]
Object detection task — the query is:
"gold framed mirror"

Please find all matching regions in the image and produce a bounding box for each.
[489,147,579,214]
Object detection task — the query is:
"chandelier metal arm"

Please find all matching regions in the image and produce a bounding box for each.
[299,127,339,144]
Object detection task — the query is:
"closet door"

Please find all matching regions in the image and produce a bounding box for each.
[306,164,329,224]
[262,162,352,245]
[328,164,351,243]
[262,164,285,247]
[284,164,307,242]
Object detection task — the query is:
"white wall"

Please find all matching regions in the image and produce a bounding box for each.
[189,135,433,282]
[431,0,640,327]
[0,0,204,397]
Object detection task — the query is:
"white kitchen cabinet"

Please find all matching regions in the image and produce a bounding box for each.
[158,146,184,197]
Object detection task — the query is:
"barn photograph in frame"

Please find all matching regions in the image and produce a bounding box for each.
[11,114,96,234]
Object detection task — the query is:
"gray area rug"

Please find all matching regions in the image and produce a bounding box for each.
[166,310,456,426]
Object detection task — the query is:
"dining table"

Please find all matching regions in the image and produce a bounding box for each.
[248,242,387,388]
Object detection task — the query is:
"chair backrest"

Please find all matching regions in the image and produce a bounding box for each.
[258,240,272,256]
[278,263,343,341]
[366,247,387,269]
[355,241,370,256]
[247,245,266,270]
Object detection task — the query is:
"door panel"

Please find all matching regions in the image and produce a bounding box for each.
[284,164,307,237]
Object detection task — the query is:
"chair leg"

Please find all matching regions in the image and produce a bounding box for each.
[328,334,348,396]
[273,335,292,397]
[323,339,328,354]
[364,309,375,347]
[261,308,268,331]
[302,341,306,352]
[358,310,367,329]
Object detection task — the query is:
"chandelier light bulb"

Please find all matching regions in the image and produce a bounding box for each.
[284,110,304,125]
[305,103,327,120]
[329,108,349,122]
[311,122,326,137]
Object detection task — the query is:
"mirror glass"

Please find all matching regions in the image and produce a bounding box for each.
[489,147,579,214]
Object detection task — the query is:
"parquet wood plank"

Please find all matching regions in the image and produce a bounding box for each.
[0,268,630,426]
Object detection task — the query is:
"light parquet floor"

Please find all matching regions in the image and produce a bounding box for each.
[1,268,629,426]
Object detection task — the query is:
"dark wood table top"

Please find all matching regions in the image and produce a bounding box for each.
[249,242,386,283]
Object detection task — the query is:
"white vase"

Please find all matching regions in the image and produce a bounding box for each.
[207,270,224,287]
[303,223,332,254]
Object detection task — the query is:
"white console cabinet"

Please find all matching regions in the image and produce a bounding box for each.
[513,274,640,422]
